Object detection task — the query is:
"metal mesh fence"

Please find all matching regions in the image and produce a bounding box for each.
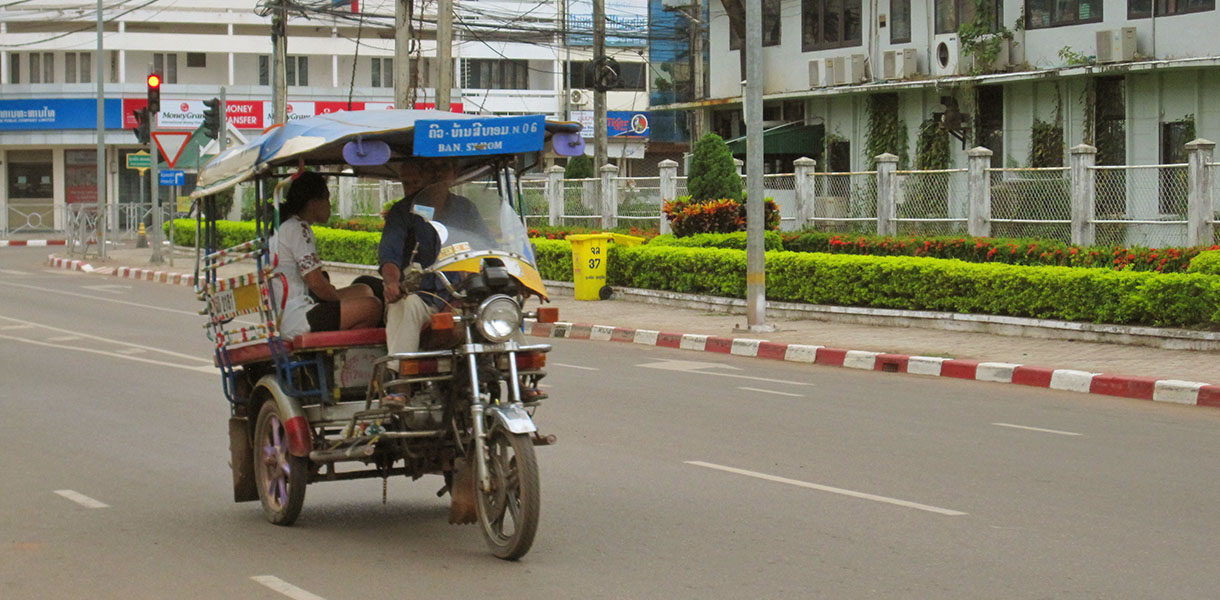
[808,171,878,234]
[1093,164,1188,247]
[349,181,397,216]
[761,173,797,230]
[988,167,1071,242]
[894,169,968,236]
[562,177,600,227]
[616,175,662,222]
[517,178,548,228]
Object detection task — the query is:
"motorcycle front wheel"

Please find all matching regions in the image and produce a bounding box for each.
[475,428,540,560]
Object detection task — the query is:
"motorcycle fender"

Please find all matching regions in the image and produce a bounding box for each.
[255,375,312,458]
[488,404,537,435]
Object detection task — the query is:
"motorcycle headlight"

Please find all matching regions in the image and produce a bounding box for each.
[476,295,521,342]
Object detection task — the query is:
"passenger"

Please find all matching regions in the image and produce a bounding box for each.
[270,171,382,338]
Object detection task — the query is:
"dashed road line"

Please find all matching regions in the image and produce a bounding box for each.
[993,422,1082,436]
[686,461,967,516]
[54,490,109,509]
[251,576,328,600]
[552,362,599,371]
[738,386,803,398]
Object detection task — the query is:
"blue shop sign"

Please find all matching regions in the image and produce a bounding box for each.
[0,98,124,130]
[413,115,545,157]
[608,111,649,137]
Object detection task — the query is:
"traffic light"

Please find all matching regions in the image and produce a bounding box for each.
[202,96,222,140]
[131,108,151,145]
[146,72,162,114]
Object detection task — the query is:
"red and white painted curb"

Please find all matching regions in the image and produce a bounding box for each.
[47,256,196,286]
[526,320,1220,409]
[1,240,66,247]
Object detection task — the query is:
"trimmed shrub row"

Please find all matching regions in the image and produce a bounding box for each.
[169,219,379,265]
[649,231,784,252]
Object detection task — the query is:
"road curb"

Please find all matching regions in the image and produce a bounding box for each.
[43,252,1220,409]
[525,319,1220,409]
[2,240,66,247]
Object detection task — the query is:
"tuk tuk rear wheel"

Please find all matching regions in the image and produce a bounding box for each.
[253,401,308,526]
[475,429,540,560]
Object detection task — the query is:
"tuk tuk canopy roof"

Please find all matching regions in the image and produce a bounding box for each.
[192,110,579,199]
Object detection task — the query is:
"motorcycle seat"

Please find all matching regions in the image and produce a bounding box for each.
[292,327,387,350]
[216,340,293,367]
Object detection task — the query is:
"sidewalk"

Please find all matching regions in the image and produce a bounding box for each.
[43,241,1220,410]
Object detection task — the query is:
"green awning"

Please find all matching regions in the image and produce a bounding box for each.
[725,122,823,156]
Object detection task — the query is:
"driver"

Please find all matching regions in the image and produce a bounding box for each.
[379,158,484,357]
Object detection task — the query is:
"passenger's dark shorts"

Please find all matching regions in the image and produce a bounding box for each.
[306,300,341,332]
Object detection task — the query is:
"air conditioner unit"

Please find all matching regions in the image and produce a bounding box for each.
[883,48,919,79]
[569,89,590,106]
[823,54,867,86]
[808,59,822,88]
[1096,27,1136,63]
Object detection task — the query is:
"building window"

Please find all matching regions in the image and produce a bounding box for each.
[109,50,119,84]
[9,54,20,84]
[286,56,308,86]
[64,52,92,84]
[153,53,178,83]
[891,0,912,43]
[259,56,269,86]
[726,0,782,50]
[29,52,54,84]
[1130,0,1215,17]
[463,59,529,90]
[935,0,1001,34]
[1160,119,1192,214]
[186,53,206,68]
[1026,0,1102,27]
[371,57,393,88]
[802,0,864,51]
[565,61,646,91]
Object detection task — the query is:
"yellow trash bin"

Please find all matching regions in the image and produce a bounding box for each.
[566,233,645,300]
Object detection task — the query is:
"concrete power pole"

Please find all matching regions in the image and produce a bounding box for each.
[593,0,608,171]
[743,0,770,331]
[271,0,287,124]
[395,0,413,109]
[435,0,452,111]
[95,0,107,258]
[689,0,706,142]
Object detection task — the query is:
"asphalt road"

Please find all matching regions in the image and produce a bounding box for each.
[3,247,1220,599]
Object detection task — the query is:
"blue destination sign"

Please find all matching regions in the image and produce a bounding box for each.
[0,98,124,131]
[159,169,185,186]
[413,115,545,157]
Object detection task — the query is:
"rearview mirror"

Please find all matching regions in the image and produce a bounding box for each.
[550,132,585,157]
[343,138,391,166]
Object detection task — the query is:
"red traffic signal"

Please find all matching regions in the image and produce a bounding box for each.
[146,73,161,88]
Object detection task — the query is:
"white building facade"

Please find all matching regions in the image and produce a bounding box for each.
[0,0,652,233]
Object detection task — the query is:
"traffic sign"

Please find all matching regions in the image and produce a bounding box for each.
[159,169,185,186]
[126,151,151,170]
[151,131,192,168]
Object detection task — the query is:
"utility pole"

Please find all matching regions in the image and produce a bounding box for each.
[558,0,568,119]
[394,0,413,109]
[689,0,706,142]
[95,0,107,258]
[593,0,607,171]
[271,0,287,124]
[435,0,452,111]
[743,0,770,331]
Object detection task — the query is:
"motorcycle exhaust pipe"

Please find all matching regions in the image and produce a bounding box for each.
[309,444,375,463]
[532,433,558,446]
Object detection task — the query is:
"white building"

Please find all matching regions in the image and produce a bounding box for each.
[692,0,1220,178]
[0,0,652,233]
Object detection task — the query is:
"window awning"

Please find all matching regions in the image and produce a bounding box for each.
[725,122,823,156]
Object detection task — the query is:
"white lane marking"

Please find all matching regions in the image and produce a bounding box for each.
[686,461,967,516]
[738,386,802,398]
[115,347,147,355]
[992,422,1082,436]
[639,360,808,387]
[3,281,199,316]
[552,362,599,371]
[251,576,328,600]
[47,335,82,342]
[0,334,214,374]
[0,314,210,363]
[0,268,29,275]
[0,324,35,330]
[54,490,109,509]
[82,284,133,295]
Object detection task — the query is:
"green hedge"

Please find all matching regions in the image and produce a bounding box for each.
[169,219,379,265]
[649,231,783,252]
[1187,250,1220,275]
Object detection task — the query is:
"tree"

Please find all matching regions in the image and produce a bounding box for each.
[564,154,594,179]
[687,132,742,203]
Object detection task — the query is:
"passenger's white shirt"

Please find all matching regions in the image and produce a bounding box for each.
[269,215,322,337]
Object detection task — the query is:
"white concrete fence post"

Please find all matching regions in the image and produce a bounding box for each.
[600,163,619,230]
[338,176,354,218]
[793,156,817,229]
[658,159,678,235]
[734,158,744,176]
[967,146,993,237]
[875,153,898,236]
[1186,138,1216,246]
[1070,144,1097,246]
[545,165,565,226]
